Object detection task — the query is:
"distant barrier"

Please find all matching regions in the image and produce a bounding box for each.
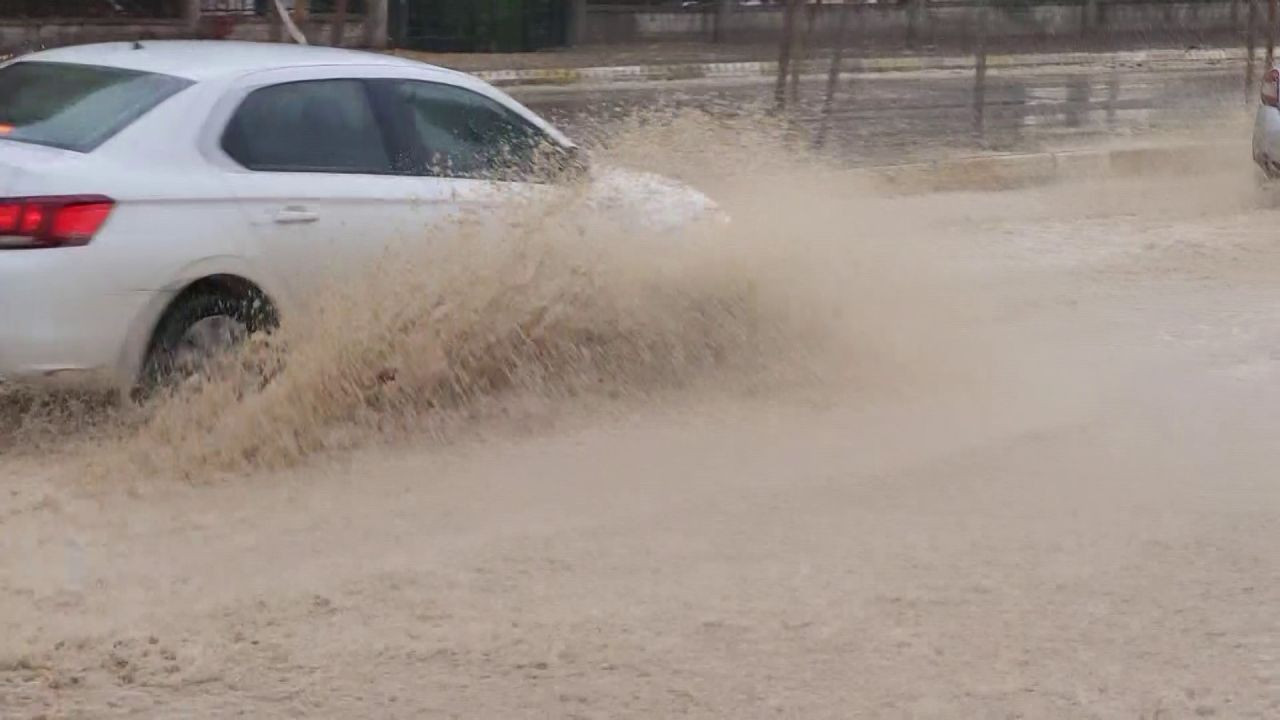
[583,0,1244,50]
[0,0,370,54]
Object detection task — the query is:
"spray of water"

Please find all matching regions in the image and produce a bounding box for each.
[0,109,1084,479]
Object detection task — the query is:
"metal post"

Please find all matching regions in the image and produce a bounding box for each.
[1106,69,1119,129]
[1082,0,1098,38]
[973,1,989,140]
[790,0,818,105]
[905,0,922,49]
[713,0,732,44]
[775,0,800,111]
[568,0,589,46]
[816,0,853,149]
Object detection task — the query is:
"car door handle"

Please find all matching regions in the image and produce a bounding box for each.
[273,207,319,224]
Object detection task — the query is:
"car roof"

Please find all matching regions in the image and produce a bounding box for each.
[17,40,448,82]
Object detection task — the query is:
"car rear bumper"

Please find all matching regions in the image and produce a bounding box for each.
[0,250,159,390]
[1253,105,1280,177]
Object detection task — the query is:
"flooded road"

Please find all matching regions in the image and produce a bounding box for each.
[3,90,1279,717]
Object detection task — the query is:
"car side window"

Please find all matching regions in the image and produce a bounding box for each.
[383,80,555,181]
[222,79,392,174]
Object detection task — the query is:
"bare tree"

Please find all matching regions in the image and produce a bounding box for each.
[181,0,200,32]
[1269,0,1278,68]
[292,0,310,43]
[268,0,283,42]
[1248,0,1258,101]
[270,0,309,44]
[364,0,390,49]
[329,0,350,47]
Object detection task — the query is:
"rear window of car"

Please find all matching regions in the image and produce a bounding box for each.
[0,61,192,153]
[221,79,393,174]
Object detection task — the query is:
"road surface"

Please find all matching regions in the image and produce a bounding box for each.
[2,88,1279,718]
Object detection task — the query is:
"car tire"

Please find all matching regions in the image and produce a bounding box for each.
[1255,166,1280,209]
[138,291,272,396]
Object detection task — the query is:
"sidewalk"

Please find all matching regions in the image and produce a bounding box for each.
[863,139,1242,194]
[391,42,1249,88]
[391,43,785,72]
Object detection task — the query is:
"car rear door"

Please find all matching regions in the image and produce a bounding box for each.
[212,73,440,303]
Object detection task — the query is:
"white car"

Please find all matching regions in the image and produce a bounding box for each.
[0,40,720,393]
[1257,67,1280,180]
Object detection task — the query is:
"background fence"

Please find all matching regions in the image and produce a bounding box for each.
[580,0,1247,50]
[0,0,368,18]
[0,0,181,18]
[198,0,368,14]
[751,0,1267,167]
[0,0,1265,58]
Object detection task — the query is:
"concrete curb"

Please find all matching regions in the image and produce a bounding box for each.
[862,140,1240,193]
[473,47,1248,87]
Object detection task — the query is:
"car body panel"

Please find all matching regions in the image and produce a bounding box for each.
[0,41,719,392]
[1254,104,1280,178]
[6,40,436,82]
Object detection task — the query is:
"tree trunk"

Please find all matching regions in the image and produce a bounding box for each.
[268,0,283,42]
[181,0,200,32]
[330,0,350,47]
[1269,0,1278,68]
[364,0,390,49]
[1248,0,1259,102]
[272,0,309,44]
[292,0,310,43]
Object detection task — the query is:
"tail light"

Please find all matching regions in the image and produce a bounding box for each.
[0,195,114,249]
[1263,68,1280,107]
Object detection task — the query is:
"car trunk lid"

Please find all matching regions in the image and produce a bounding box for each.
[0,141,81,195]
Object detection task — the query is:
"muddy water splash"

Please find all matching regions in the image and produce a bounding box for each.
[0,112,1004,476]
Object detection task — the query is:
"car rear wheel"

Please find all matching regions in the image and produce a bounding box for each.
[1255,166,1280,209]
[138,291,268,395]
